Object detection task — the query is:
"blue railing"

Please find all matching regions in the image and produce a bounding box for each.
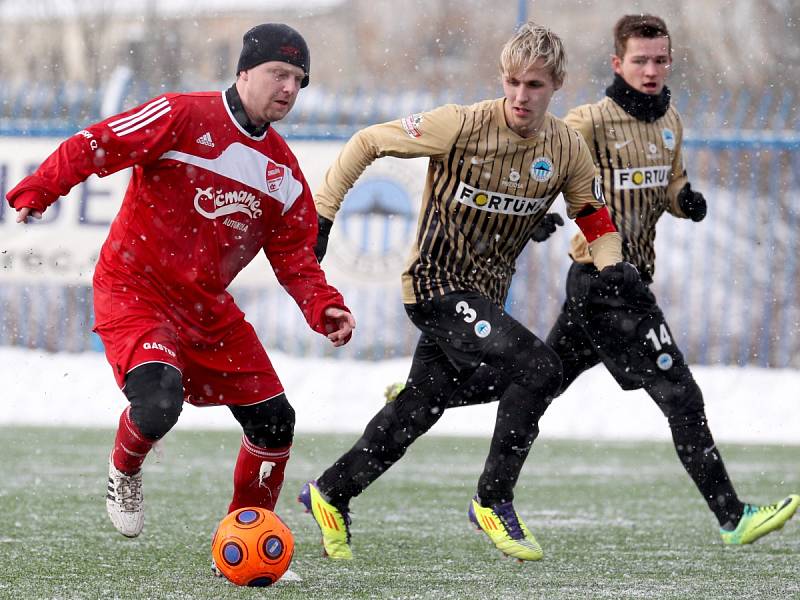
[1,82,798,367]
[5,78,799,142]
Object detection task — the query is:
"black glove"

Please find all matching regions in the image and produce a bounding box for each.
[591,262,654,309]
[530,213,564,242]
[314,215,334,262]
[677,183,706,222]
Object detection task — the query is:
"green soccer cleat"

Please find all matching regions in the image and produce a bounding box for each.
[298,481,353,559]
[720,494,800,545]
[468,496,543,561]
[384,382,405,404]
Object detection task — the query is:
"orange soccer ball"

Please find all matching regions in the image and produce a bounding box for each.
[211,507,295,587]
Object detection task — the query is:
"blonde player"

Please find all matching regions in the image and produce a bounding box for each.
[298,22,649,561]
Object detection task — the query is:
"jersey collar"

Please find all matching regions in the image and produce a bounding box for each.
[224,84,270,139]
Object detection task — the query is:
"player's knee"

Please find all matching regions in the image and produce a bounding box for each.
[125,363,184,440]
[397,394,440,433]
[649,375,705,421]
[514,339,563,400]
[668,408,707,434]
[381,387,444,439]
[230,393,295,448]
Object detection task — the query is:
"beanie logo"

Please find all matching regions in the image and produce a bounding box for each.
[266,160,285,192]
[279,45,302,60]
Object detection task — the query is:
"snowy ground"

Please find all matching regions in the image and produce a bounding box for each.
[2,347,798,445]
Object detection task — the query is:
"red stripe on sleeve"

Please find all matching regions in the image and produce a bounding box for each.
[574,206,617,242]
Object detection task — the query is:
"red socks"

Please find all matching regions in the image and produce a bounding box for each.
[228,435,291,513]
[113,407,291,511]
[112,406,155,475]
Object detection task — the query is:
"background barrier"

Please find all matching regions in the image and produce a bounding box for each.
[1,85,798,367]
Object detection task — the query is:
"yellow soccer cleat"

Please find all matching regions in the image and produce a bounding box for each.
[298,481,353,559]
[721,494,799,545]
[468,496,543,561]
[384,381,405,404]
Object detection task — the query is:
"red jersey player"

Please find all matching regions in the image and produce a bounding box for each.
[6,24,355,542]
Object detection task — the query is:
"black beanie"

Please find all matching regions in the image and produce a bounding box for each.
[236,23,310,88]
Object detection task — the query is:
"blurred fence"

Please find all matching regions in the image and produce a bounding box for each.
[1,82,798,367]
[3,78,800,138]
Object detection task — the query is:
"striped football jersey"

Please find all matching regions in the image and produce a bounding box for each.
[315,98,610,306]
[565,96,690,280]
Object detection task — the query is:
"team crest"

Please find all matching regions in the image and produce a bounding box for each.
[474,320,491,338]
[662,128,675,150]
[530,156,554,182]
[266,160,284,193]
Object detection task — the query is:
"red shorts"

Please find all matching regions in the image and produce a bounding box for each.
[93,282,283,407]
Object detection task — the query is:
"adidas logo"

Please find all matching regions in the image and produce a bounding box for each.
[196,132,214,147]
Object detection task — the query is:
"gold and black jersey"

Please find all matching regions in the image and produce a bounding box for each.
[315,98,616,306]
[565,97,690,280]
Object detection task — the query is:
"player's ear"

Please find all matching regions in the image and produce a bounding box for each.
[611,54,623,76]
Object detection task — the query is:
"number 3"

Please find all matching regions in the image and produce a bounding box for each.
[455,300,477,323]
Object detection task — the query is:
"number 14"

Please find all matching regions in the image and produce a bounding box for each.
[645,324,672,351]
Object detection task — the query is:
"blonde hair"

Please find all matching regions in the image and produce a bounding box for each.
[500,22,566,86]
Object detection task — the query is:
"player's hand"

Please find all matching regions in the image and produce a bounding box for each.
[592,262,654,309]
[314,215,334,262]
[16,206,43,223]
[677,183,706,222]
[530,213,564,242]
[324,307,355,347]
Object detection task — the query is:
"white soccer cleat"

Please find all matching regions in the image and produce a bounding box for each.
[211,559,223,578]
[106,454,144,537]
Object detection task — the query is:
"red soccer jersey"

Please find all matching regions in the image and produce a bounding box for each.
[7,91,347,342]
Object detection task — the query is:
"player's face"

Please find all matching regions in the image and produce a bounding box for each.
[502,59,561,138]
[612,36,672,95]
[238,60,305,124]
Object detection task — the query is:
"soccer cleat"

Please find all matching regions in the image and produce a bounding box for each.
[384,381,405,404]
[720,494,800,545]
[211,559,223,578]
[468,496,543,561]
[297,481,353,559]
[106,454,144,537]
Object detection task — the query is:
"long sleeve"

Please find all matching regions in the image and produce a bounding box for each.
[562,126,622,269]
[7,95,186,212]
[665,113,690,218]
[265,180,349,336]
[314,104,462,221]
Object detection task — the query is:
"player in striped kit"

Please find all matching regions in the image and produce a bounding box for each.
[387,14,799,548]
[6,24,355,546]
[547,13,798,546]
[299,22,650,562]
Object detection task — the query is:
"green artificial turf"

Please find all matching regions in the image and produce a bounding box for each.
[1,426,797,599]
